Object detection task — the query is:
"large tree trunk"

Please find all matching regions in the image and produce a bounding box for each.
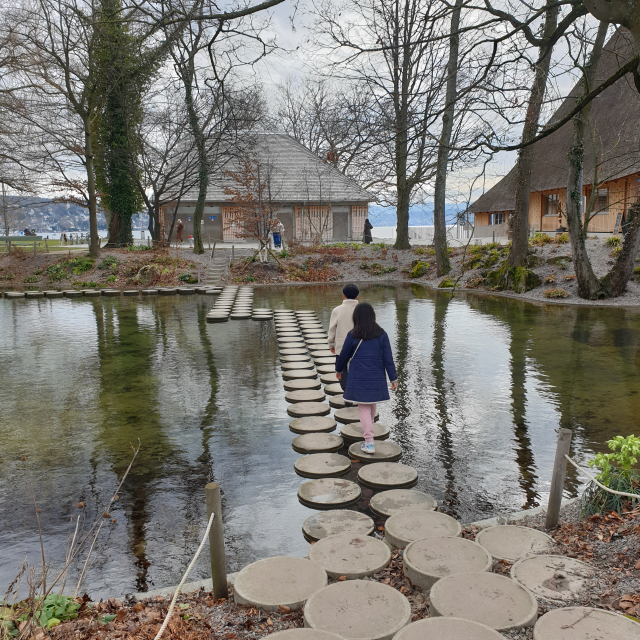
[394,125,411,250]
[509,1,559,268]
[433,0,463,276]
[565,22,608,299]
[602,203,640,295]
[84,116,101,258]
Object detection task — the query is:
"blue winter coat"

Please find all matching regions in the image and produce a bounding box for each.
[335,331,397,403]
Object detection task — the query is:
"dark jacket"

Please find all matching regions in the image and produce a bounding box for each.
[335,330,397,403]
[364,219,373,244]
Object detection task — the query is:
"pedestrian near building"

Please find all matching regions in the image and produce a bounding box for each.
[176,219,184,244]
[364,218,373,244]
[335,302,397,454]
[328,284,359,405]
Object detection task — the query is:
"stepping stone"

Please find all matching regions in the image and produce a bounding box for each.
[303,510,374,542]
[394,618,504,640]
[158,288,177,295]
[384,510,461,549]
[533,606,639,639]
[142,289,158,295]
[234,556,327,612]
[84,290,102,297]
[44,291,63,297]
[321,373,339,384]
[370,489,436,517]
[230,313,252,320]
[25,291,44,298]
[63,290,82,297]
[294,453,351,478]
[282,361,315,371]
[315,357,336,365]
[283,370,318,380]
[476,526,553,562]
[341,422,390,442]
[348,441,402,463]
[284,379,322,392]
[286,389,326,403]
[510,555,595,602]
[207,315,230,323]
[102,289,120,296]
[318,365,338,375]
[4,292,25,298]
[287,401,330,417]
[267,631,343,640]
[404,537,492,592]
[195,287,210,293]
[329,395,347,409]
[429,572,538,631]
[123,290,139,296]
[290,416,337,434]
[303,330,327,336]
[279,342,306,350]
[292,433,343,454]
[335,407,379,424]
[252,315,272,320]
[298,478,361,509]
[308,533,391,579]
[324,382,343,396]
[178,288,195,295]
[277,331,302,337]
[280,348,309,356]
[311,350,334,358]
[281,354,312,362]
[304,580,411,640]
[359,462,417,491]
[279,336,305,343]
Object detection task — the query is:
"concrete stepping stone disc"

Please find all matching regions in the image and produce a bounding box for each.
[158,288,177,295]
[532,606,639,639]
[280,348,309,356]
[267,631,343,640]
[394,618,505,640]
[324,382,343,396]
[307,336,329,342]
[207,315,230,323]
[25,291,44,298]
[329,395,347,409]
[279,336,306,343]
[476,526,553,562]
[304,580,411,640]
[340,422,390,442]
[44,291,63,297]
[404,537,492,592]
[287,401,330,417]
[308,533,391,579]
[6,292,26,298]
[282,361,315,371]
[142,289,158,295]
[279,342,306,350]
[290,416,337,434]
[123,290,139,296]
[278,331,303,337]
[178,288,195,295]
[358,463,417,491]
[429,571,538,631]
[317,365,337,375]
[303,330,327,336]
[292,433,343,454]
[102,289,120,296]
[234,556,327,611]
[298,478,361,509]
[294,453,351,478]
[311,350,335,358]
[230,312,251,320]
[315,357,336,365]
[321,373,339,384]
[252,315,272,320]
[303,510,374,542]
[63,290,82,297]
[281,354,313,362]
[283,370,319,380]
[384,510,461,549]
[285,379,322,392]
[335,407,379,424]
[286,389,326,404]
[348,441,402,463]
[370,489,436,517]
[511,555,596,602]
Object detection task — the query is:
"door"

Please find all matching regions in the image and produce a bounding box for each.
[222,207,244,242]
[351,204,367,240]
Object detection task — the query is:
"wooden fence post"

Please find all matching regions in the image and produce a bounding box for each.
[545,428,573,529]
[205,482,228,599]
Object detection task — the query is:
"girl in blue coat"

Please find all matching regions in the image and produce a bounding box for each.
[335,302,398,454]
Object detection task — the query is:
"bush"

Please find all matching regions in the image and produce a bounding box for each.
[543,274,556,284]
[243,274,257,283]
[126,244,153,251]
[558,259,569,270]
[581,435,640,516]
[73,281,100,288]
[606,235,622,247]
[529,232,554,247]
[634,265,640,274]
[555,233,569,244]
[438,277,454,288]
[414,247,426,255]
[279,249,290,258]
[543,288,568,298]
[98,256,120,269]
[409,261,428,278]
[45,263,68,281]
[23,275,39,283]
[610,246,622,258]
[69,257,94,275]
[106,275,116,283]
[178,272,198,284]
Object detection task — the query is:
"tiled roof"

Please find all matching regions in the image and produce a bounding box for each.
[185,133,374,204]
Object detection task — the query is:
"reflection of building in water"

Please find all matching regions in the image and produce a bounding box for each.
[470,30,640,238]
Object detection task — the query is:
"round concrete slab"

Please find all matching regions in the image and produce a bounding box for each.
[44,291,63,297]
[314,357,336,365]
[303,510,374,542]
[5,292,25,298]
[476,526,553,562]
[234,556,327,611]
[310,346,331,353]
[511,555,596,602]
[311,350,334,358]
[290,416,338,434]
[287,402,331,417]
[102,289,120,296]
[281,354,312,362]
[123,289,139,296]
[404,537,492,592]
[329,395,347,409]
[252,315,273,320]
[384,510,462,549]
[304,580,411,640]
[324,382,343,396]
[292,433,343,454]
[430,571,538,631]
[279,342,307,350]
[335,407,379,424]
[370,489,436,517]
[206,315,230,323]
[294,453,351,478]
[285,378,322,391]
[279,335,306,343]
[25,291,44,298]
[348,441,402,463]
[320,373,339,384]
[358,462,417,491]
[158,288,177,295]
[282,361,315,371]
[178,288,195,295]
[266,630,343,640]
[298,478,361,509]
[63,290,82,297]
[394,618,505,640]
[84,290,102,296]
[283,370,319,380]
[308,533,391,579]
[230,313,252,320]
[340,422,390,442]
[286,389,326,404]
[280,348,309,356]
[532,606,639,639]
[278,331,303,337]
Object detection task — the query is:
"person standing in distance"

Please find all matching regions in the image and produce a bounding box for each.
[328,284,359,404]
[335,303,397,454]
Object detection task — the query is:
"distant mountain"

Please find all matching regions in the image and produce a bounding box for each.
[368,204,463,227]
[2,197,104,233]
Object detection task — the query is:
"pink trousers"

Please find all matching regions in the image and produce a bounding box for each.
[358,403,377,443]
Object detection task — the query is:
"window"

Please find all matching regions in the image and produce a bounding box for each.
[544,193,560,217]
[492,212,506,225]
[595,188,609,214]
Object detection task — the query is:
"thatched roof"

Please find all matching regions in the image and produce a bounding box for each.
[470,29,640,213]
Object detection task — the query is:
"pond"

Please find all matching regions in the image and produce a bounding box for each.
[1,284,639,599]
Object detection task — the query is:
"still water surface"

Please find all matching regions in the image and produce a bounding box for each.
[1,284,639,598]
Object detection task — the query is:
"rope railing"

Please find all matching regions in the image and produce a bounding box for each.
[565,454,640,499]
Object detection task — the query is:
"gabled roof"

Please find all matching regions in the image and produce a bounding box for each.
[470,29,640,213]
[185,132,374,204]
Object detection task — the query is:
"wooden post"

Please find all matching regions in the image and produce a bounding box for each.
[205,482,228,599]
[197,264,201,284]
[231,245,235,261]
[545,428,572,529]
[44,239,48,253]
[33,241,36,257]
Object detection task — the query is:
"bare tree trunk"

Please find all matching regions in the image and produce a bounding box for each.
[394,129,411,250]
[433,0,463,276]
[566,22,608,299]
[84,115,101,258]
[508,0,559,268]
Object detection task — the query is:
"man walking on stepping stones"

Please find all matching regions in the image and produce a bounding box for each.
[335,302,397,454]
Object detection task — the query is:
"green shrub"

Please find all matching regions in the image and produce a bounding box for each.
[469,244,485,255]
[178,272,198,284]
[581,435,640,516]
[372,242,386,250]
[543,288,568,298]
[23,275,39,283]
[126,244,153,251]
[73,280,99,288]
[69,257,94,275]
[279,249,290,258]
[634,265,640,274]
[98,256,120,270]
[438,277,454,288]
[555,233,569,244]
[106,275,116,283]
[45,263,68,281]
[409,261,428,278]
[483,250,500,268]
[611,246,622,258]
[359,262,371,270]
[558,259,569,270]
[414,247,426,255]
[243,274,257,283]
[606,235,622,247]
[529,232,554,247]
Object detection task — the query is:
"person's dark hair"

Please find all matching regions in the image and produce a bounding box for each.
[343,283,359,299]
[352,302,384,340]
